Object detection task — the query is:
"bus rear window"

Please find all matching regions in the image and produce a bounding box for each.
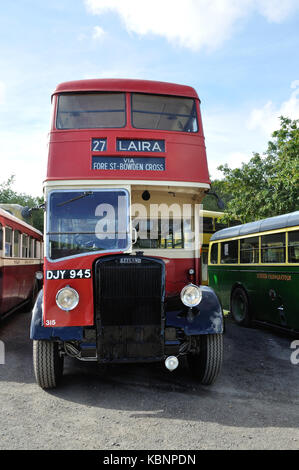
[131,94,198,132]
[56,93,126,129]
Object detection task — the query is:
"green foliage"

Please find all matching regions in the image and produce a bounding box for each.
[213,117,299,223]
[0,176,44,232]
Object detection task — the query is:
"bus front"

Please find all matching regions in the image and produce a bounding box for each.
[31,79,224,388]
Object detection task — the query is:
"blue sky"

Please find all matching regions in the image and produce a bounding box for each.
[0,0,298,196]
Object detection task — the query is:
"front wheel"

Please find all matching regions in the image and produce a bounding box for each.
[188,334,223,385]
[33,340,64,389]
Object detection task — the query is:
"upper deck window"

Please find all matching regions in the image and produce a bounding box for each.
[131,94,198,132]
[56,93,126,129]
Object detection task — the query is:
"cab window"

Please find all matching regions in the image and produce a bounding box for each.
[210,243,218,264]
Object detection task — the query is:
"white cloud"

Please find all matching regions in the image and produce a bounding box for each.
[256,0,299,22]
[248,81,299,135]
[84,0,299,51]
[92,25,105,40]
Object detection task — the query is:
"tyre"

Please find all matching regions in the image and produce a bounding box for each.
[28,281,39,310]
[33,340,64,389]
[188,334,223,385]
[231,287,251,327]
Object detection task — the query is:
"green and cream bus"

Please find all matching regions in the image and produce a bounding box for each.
[208,211,299,334]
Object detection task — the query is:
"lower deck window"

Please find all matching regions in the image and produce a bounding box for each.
[5,227,12,257]
[13,230,21,257]
[133,218,193,250]
[22,234,29,257]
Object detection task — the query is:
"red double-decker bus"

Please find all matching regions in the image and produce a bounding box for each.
[31,79,224,388]
[0,207,43,318]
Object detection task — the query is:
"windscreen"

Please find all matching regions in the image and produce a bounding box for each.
[47,190,129,260]
[131,93,198,132]
[56,93,126,129]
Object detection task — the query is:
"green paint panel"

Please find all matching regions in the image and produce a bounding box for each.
[208,265,299,330]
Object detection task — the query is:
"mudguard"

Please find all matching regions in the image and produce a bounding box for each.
[165,285,224,335]
[30,289,83,341]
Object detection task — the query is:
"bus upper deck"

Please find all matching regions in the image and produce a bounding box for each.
[47,78,209,187]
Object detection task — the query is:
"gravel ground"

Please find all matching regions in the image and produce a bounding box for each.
[0,309,298,450]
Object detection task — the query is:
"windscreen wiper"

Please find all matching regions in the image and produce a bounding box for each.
[57,191,94,207]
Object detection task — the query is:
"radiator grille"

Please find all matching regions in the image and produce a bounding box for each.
[95,256,165,361]
[96,257,164,326]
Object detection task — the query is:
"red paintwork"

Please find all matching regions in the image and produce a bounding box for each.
[53,79,199,99]
[46,79,209,185]
[44,254,194,327]
[0,209,43,316]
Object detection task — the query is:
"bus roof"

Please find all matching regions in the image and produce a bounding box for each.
[0,207,43,237]
[200,210,224,218]
[52,79,200,100]
[210,211,299,241]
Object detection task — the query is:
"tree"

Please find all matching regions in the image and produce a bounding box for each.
[0,175,44,232]
[208,117,299,223]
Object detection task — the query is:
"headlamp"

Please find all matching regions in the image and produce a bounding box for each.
[180,283,202,308]
[56,286,79,311]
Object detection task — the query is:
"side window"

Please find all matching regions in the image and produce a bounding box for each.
[210,243,218,264]
[0,223,3,253]
[240,236,259,264]
[203,217,214,233]
[220,240,238,264]
[13,230,21,257]
[261,233,286,263]
[22,234,29,258]
[35,241,41,259]
[160,219,184,249]
[29,237,33,258]
[5,227,13,257]
[261,232,286,263]
[288,230,299,263]
[134,218,190,250]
